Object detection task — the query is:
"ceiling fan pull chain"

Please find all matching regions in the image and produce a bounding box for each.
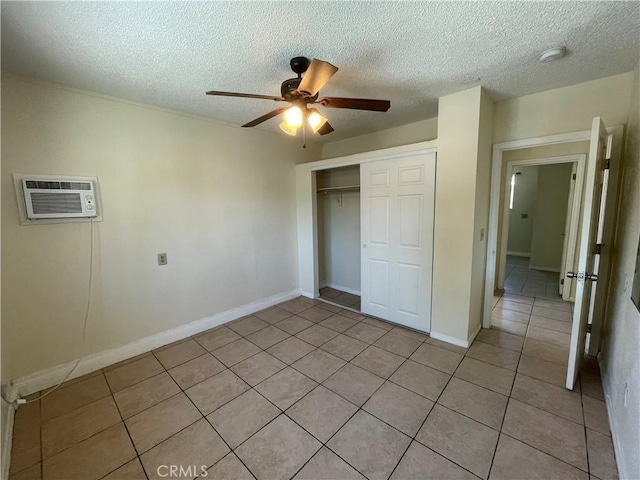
[302,121,307,149]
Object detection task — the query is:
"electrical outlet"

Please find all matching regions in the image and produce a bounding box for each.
[158,253,168,266]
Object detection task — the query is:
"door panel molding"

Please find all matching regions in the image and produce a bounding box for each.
[361,152,436,332]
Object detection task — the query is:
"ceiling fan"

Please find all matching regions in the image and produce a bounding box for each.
[206,56,391,137]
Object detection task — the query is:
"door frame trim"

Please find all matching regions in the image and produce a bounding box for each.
[483,127,622,330]
[295,140,437,308]
[498,154,586,302]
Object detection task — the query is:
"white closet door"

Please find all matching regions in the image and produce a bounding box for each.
[360,151,436,332]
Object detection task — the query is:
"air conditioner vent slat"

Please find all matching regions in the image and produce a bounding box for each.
[31,193,83,214]
[25,180,91,190]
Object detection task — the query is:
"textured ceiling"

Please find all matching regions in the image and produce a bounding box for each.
[2,1,639,142]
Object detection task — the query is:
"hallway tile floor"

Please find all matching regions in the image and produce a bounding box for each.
[503,255,562,298]
[10,295,618,480]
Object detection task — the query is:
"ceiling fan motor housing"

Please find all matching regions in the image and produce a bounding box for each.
[289,56,310,76]
[281,78,317,104]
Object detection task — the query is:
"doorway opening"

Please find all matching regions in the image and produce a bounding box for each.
[502,158,583,301]
[316,165,362,311]
[485,121,624,390]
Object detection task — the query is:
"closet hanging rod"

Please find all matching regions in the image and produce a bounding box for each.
[317,184,360,194]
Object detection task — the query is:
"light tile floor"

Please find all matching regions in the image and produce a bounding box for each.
[319,287,361,311]
[503,255,562,298]
[10,295,618,480]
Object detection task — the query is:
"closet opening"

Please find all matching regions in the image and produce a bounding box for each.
[316,164,362,311]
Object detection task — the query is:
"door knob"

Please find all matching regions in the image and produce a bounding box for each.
[567,272,598,281]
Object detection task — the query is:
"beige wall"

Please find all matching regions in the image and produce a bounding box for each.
[507,166,538,255]
[317,166,361,292]
[432,86,492,343]
[318,192,361,293]
[316,166,360,188]
[530,163,573,271]
[494,72,635,143]
[600,65,640,480]
[321,118,438,159]
[468,89,494,339]
[1,75,317,381]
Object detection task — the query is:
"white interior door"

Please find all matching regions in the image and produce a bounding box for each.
[360,151,436,332]
[559,163,578,296]
[566,117,609,389]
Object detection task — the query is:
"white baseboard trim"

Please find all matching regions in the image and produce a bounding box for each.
[529,265,561,273]
[7,289,300,399]
[598,356,626,480]
[300,290,316,299]
[468,322,482,345]
[429,331,470,348]
[506,251,531,258]
[324,282,361,296]
[1,400,15,480]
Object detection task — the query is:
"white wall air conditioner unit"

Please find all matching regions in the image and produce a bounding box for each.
[20,176,99,220]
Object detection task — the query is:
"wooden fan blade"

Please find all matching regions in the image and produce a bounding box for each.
[318,97,390,112]
[296,59,338,97]
[317,121,334,136]
[242,107,288,127]
[206,90,285,101]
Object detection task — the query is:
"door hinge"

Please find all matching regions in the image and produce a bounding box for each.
[594,243,603,255]
[560,279,564,285]
[572,173,576,180]
[586,324,592,334]
[604,159,610,170]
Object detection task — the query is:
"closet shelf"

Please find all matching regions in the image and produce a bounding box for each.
[317,185,360,194]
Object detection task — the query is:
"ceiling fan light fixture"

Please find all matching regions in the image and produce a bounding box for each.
[206,57,391,139]
[284,106,303,128]
[279,121,298,136]
[306,108,327,133]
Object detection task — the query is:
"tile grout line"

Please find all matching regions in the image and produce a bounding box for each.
[100,365,150,480]
[486,288,524,479]
[288,337,425,480]
[489,290,594,476]
[39,390,43,480]
[579,374,592,477]
[153,345,252,478]
[149,347,259,480]
[388,343,481,480]
[16,294,604,480]
[106,347,247,477]
[204,316,426,479]
[15,301,413,476]
[40,314,520,473]
[141,302,360,479]
[36,384,129,471]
